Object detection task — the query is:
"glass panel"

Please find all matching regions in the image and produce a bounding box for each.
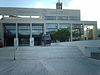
[18,25,30,29]
[4,25,16,35]
[4,26,16,30]
[84,25,94,40]
[32,26,43,30]
[45,16,56,20]
[46,23,58,32]
[19,30,30,35]
[57,16,68,20]
[18,16,30,18]
[59,23,70,29]
[32,24,43,35]
[69,16,80,21]
[18,24,30,35]
[18,24,30,46]
[31,16,40,18]
[0,24,2,39]
[72,24,82,41]
[46,23,58,28]
[3,23,16,46]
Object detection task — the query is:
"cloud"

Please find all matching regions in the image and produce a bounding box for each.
[34,2,45,8]
[34,1,56,9]
[65,0,100,28]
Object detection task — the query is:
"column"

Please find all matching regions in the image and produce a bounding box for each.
[83,24,85,40]
[57,23,60,29]
[44,23,46,34]
[30,23,34,46]
[1,22,4,46]
[16,23,18,38]
[30,23,32,38]
[14,23,18,47]
[70,23,72,41]
[81,24,83,40]
[93,24,97,40]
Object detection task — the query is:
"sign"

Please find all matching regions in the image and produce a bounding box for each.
[30,38,34,46]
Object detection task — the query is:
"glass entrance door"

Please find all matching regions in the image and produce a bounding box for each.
[19,35,30,46]
[18,23,30,46]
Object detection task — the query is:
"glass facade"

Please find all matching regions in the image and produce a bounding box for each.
[69,16,80,21]
[57,16,68,20]
[1,22,97,46]
[45,16,80,21]
[46,23,58,32]
[18,23,30,46]
[18,24,30,35]
[32,24,43,35]
[3,23,16,46]
[59,23,70,29]
[84,25,94,40]
[72,24,83,41]
[45,16,56,20]
[32,24,44,45]
[0,24,1,40]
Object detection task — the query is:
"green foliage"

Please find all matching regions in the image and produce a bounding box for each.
[53,29,70,42]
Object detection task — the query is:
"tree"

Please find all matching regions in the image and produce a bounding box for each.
[53,29,70,42]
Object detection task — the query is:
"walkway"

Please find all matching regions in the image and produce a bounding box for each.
[0,46,100,75]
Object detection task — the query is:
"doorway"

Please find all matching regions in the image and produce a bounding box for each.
[18,23,30,46]
[3,23,16,46]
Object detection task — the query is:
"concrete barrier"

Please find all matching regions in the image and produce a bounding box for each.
[51,40,100,57]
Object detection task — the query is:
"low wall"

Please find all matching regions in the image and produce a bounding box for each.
[51,40,100,57]
[74,40,100,57]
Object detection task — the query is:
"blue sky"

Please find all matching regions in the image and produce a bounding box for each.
[0,0,100,28]
[0,0,71,8]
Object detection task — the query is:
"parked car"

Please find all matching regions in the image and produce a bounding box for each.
[0,40,3,48]
[42,34,51,46]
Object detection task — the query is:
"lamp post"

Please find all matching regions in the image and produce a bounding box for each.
[14,38,18,60]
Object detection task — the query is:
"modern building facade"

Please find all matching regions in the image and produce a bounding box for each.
[97,29,100,40]
[0,1,97,47]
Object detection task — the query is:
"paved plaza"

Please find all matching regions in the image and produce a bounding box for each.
[0,46,100,75]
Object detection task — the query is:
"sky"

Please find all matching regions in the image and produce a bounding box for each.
[0,0,100,28]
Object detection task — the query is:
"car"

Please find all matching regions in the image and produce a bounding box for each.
[0,40,3,48]
[42,34,51,46]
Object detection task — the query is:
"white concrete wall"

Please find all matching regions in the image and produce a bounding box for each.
[51,40,100,57]
[73,40,100,57]
[0,7,80,17]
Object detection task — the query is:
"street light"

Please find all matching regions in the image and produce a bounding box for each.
[14,38,18,60]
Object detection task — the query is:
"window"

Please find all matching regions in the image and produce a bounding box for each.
[69,16,80,21]
[4,15,9,18]
[57,16,68,20]
[32,24,43,35]
[45,16,56,20]
[59,23,70,29]
[18,23,30,35]
[3,23,16,35]
[18,16,30,18]
[46,23,58,32]
[31,16,40,19]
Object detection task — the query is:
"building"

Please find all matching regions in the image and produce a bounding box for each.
[0,0,97,47]
[97,29,100,40]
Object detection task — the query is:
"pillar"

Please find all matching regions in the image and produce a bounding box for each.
[93,24,97,40]
[30,23,34,46]
[0,22,4,46]
[70,23,73,41]
[14,23,18,47]
[44,23,46,34]
[57,23,60,29]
